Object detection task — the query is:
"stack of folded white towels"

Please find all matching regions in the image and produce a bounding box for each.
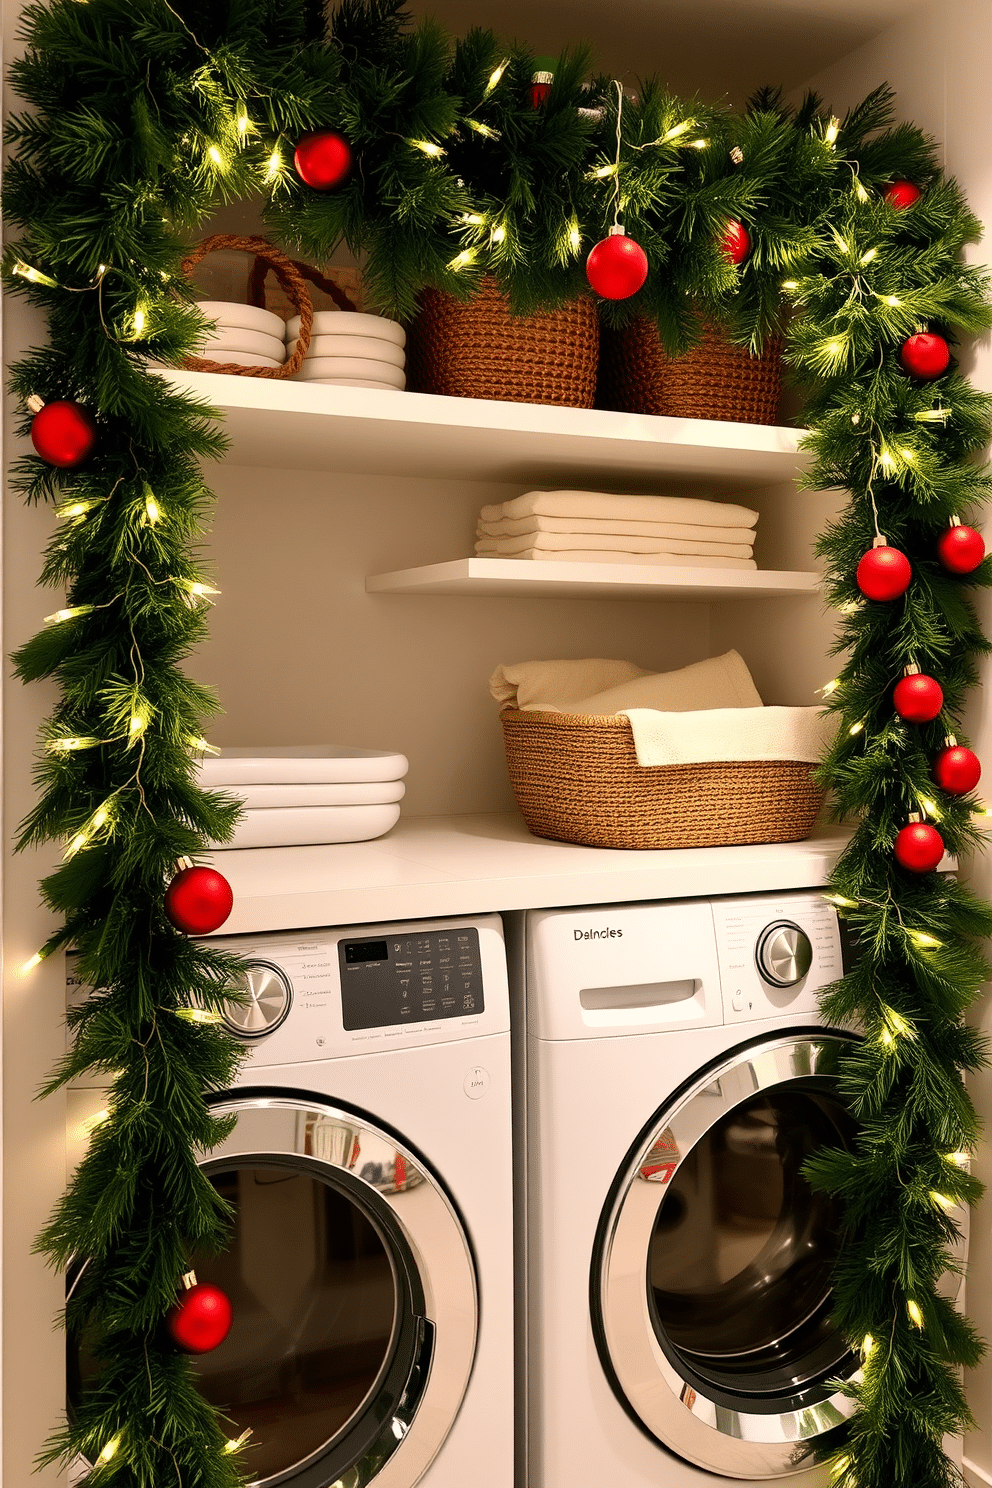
[197,746,409,849]
[286,311,407,390]
[475,490,758,569]
[194,302,287,368]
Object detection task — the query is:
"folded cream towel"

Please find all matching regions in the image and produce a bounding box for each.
[480,490,758,528]
[490,650,762,714]
[477,548,757,569]
[619,705,832,768]
[490,658,651,711]
[478,514,757,543]
[475,532,753,558]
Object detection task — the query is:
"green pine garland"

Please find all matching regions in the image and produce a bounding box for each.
[4,3,992,1486]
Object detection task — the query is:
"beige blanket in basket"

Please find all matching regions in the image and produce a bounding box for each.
[489,651,763,714]
[480,490,759,528]
[620,705,833,768]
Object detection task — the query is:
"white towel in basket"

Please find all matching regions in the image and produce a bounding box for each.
[490,651,762,714]
[619,705,833,768]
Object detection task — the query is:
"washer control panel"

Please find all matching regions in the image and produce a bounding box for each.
[339,927,484,1030]
[712,892,843,1025]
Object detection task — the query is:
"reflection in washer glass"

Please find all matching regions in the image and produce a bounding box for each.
[647,1086,855,1398]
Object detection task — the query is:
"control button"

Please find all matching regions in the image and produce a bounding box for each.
[731,990,745,1012]
[463,1066,490,1100]
[221,960,292,1038]
[755,921,813,987]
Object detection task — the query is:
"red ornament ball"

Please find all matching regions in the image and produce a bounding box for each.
[900,332,951,380]
[893,672,943,723]
[719,218,751,266]
[894,821,945,873]
[293,130,353,191]
[856,544,912,601]
[167,1282,233,1354]
[30,400,97,468]
[933,743,981,795]
[884,180,922,210]
[937,523,985,574]
[164,865,234,936]
[586,228,649,300]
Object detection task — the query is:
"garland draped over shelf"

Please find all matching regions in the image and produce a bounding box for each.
[5,1,992,1485]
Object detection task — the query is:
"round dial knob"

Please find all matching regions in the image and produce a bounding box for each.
[755,921,813,988]
[221,959,292,1038]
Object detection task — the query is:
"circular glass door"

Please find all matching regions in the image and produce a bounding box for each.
[69,1093,478,1488]
[595,1034,860,1480]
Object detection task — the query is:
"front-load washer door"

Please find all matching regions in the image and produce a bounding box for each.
[593,1033,860,1480]
[69,1090,478,1488]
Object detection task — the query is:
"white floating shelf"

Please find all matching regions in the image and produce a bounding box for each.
[160,370,809,487]
[205,812,854,936]
[365,556,822,601]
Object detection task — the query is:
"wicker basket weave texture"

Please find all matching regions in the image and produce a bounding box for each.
[500,709,824,851]
[598,316,783,425]
[407,278,599,408]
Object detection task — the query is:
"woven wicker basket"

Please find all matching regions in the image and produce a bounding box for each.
[407,278,599,407]
[500,709,824,850]
[598,316,783,424]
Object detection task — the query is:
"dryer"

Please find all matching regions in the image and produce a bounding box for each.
[67,913,513,1488]
[513,890,860,1488]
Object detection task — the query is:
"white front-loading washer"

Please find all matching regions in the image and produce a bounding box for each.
[67,913,513,1488]
[511,890,861,1488]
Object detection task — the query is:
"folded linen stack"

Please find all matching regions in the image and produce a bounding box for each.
[286,311,407,390]
[194,301,287,368]
[196,746,409,849]
[476,490,759,569]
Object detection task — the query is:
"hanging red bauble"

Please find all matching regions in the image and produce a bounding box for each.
[585,226,648,300]
[29,398,97,468]
[164,865,234,935]
[893,670,943,723]
[894,821,945,873]
[167,1281,233,1354]
[529,57,555,108]
[933,741,981,795]
[719,218,750,266]
[900,331,951,380]
[937,519,985,574]
[856,541,911,601]
[293,130,353,191]
[884,180,922,210]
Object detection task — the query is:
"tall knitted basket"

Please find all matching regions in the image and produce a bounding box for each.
[500,709,824,850]
[598,316,784,424]
[407,277,599,407]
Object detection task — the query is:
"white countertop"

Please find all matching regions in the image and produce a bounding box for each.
[205,811,854,935]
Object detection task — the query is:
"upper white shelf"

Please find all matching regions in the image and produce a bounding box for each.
[365,556,820,601]
[160,370,809,488]
[204,812,854,936]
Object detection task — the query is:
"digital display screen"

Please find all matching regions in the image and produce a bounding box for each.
[344,940,388,965]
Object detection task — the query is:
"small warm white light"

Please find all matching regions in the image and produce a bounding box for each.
[589,162,618,180]
[947,1151,970,1167]
[662,120,693,142]
[854,178,869,202]
[448,249,477,271]
[409,138,444,157]
[862,1334,875,1358]
[466,119,500,139]
[918,795,941,820]
[175,1007,222,1024]
[909,929,941,949]
[265,148,283,180]
[859,247,877,265]
[57,499,97,520]
[900,447,916,461]
[461,213,485,226]
[22,952,44,974]
[224,1428,252,1453]
[568,220,581,252]
[907,1299,923,1328]
[885,294,902,307]
[237,113,249,135]
[930,1190,956,1213]
[825,116,840,145]
[97,1436,119,1463]
[48,736,101,753]
[848,721,864,736]
[207,145,223,166]
[491,224,506,243]
[690,138,708,149]
[133,308,146,335]
[144,493,161,525]
[188,735,221,755]
[915,407,950,424]
[879,449,895,470]
[84,1108,111,1133]
[781,279,798,290]
[44,605,94,626]
[824,894,859,909]
[820,678,840,696]
[11,258,60,288]
[484,58,509,93]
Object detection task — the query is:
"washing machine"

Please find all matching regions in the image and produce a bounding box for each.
[66,913,513,1488]
[511,890,864,1488]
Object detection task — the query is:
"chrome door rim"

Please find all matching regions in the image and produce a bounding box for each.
[595,1034,859,1480]
[207,1091,479,1488]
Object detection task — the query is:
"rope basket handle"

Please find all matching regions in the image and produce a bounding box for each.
[179,234,313,378]
[247,255,358,313]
